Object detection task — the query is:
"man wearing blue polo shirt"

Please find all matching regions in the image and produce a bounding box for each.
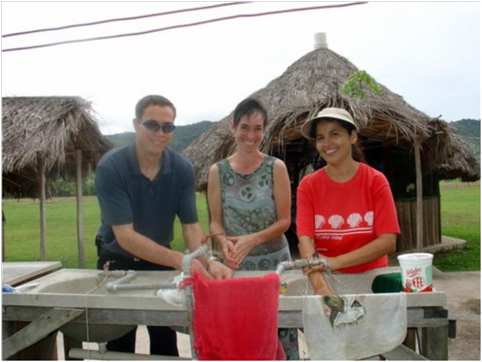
[95,94,232,356]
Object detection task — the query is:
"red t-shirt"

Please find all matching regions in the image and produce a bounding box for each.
[296,163,400,273]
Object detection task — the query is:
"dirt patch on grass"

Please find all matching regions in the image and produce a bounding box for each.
[462,298,481,315]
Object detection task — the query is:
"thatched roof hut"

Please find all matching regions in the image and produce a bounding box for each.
[2,96,111,198]
[184,47,478,188]
[2,96,111,263]
[184,45,479,252]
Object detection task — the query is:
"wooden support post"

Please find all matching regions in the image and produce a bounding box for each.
[39,157,47,260]
[2,308,83,359]
[2,210,5,261]
[87,161,92,177]
[438,183,442,243]
[75,150,85,268]
[414,141,423,250]
[3,321,58,360]
[403,328,417,351]
[421,326,449,360]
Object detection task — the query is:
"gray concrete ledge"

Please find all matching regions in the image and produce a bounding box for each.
[391,235,467,264]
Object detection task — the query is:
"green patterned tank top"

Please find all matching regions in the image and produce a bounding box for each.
[218,156,289,259]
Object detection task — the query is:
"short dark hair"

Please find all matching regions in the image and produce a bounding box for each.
[135,95,176,120]
[232,98,268,128]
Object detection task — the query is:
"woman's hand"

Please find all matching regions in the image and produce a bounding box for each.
[314,284,334,296]
[307,254,340,273]
[220,237,240,269]
[230,234,260,265]
[208,260,234,280]
[304,254,339,295]
[326,256,341,271]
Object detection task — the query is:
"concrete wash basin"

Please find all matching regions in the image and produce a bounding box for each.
[3,267,446,343]
[32,272,134,342]
[36,275,107,294]
[280,266,403,296]
[4,269,183,342]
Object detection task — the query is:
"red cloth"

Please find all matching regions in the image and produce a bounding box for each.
[192,272,285,360]
[296,163,400,273]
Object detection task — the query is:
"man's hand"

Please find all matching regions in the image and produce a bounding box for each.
[208,260,234,280]
[190,259,212,279]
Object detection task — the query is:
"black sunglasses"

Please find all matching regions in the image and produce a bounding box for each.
[141,119,176,133]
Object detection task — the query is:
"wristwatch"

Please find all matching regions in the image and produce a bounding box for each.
[208,255,223,264]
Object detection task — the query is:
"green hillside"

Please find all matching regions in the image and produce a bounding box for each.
[450,118,480,161]
[105,120,214,152]
[105,118,479,163]
[106,132,134,148]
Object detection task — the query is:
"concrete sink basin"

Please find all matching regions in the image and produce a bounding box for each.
[280,267,401,296]
[31,272,135,342]
[3,267,446,344]
[35,276,107,294]
[4,269,183,343]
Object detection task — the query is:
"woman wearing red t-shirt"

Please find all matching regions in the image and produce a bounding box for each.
[296,107,400,295]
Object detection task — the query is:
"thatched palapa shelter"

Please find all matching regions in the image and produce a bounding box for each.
[183,39,479,253]
[2,96,111,264]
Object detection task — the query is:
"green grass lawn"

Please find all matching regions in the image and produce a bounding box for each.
[3,183,480,271]
[433,182,480,271]
[2,194,210,269]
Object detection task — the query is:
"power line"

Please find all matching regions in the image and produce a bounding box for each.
[2,1,251,38]
[3,1,368,53]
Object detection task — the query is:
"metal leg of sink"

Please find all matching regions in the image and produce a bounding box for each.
[2,308,84,359]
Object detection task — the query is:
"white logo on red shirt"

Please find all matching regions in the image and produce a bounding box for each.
[328,215,344,229]
[314,211,374,241]
[314,214,325,229]
[364,211,374,226]
[347,213,363,227]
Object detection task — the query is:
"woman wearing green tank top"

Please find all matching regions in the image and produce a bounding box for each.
[207,98,299,359]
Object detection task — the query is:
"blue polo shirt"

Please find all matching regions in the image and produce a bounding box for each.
[95,144,198,255]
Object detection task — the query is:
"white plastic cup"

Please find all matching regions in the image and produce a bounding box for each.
[397,253,433,292]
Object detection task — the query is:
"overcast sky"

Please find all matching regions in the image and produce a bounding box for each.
[2,1,480,135]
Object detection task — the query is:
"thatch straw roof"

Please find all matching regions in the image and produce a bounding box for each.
[2,96,111,197]
[431,120,480,181]
[184,47,479,190]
